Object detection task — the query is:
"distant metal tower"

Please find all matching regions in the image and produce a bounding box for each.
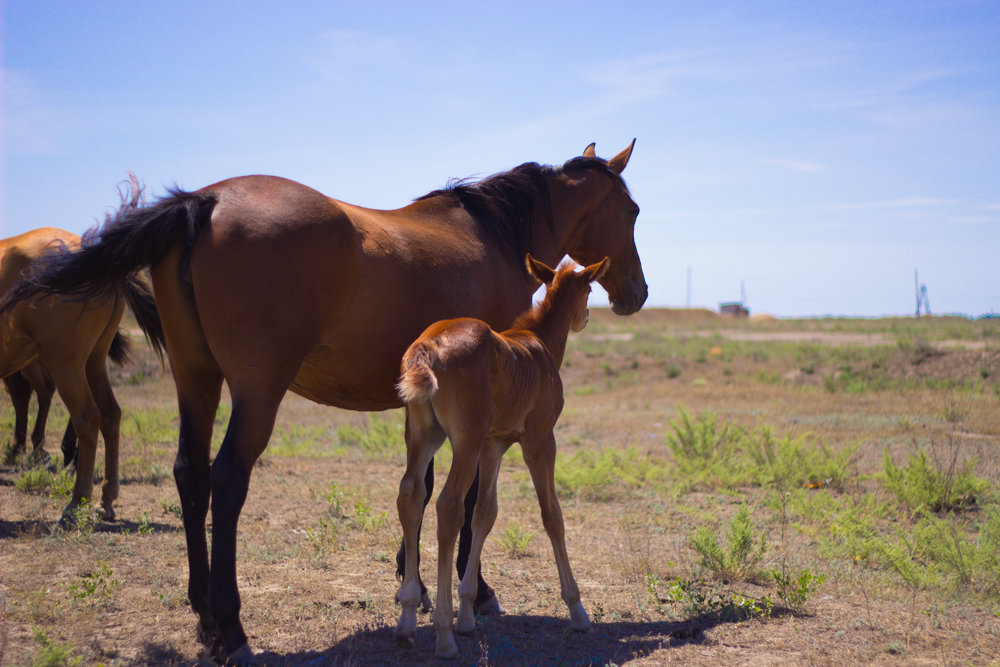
[915,269,931,317]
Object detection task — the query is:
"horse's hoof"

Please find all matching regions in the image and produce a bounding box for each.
[474,595,505,616]
[217,642,255,665]
[395,631,416,649]
[30,449,51,466]
[196,619,215,647]
[434,632,458,660]
[419,592,433,613]
[96,504,116,522]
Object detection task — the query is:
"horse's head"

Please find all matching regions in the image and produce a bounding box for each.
[561,140,647,315]
[526,254,610,333]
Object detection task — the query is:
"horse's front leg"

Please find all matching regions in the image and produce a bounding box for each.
[523,430,591,633]
[456,439,505,635]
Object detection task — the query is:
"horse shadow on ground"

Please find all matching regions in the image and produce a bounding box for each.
[0,516,181,540]
[138,607,795,666]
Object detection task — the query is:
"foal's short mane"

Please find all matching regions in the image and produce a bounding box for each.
[509,261,579,332]
[416,156,625,262]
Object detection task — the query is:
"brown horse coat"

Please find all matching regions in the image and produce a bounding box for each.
[0,227,158,520]
[395,256,608,658]
[3,142,646,661]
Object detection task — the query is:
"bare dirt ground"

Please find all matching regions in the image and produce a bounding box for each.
[1,309,999,666]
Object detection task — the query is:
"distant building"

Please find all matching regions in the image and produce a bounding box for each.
[719,301,749,318]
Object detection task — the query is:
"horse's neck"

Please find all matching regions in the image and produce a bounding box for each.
[524,171,582,267]
[527,292,578,369]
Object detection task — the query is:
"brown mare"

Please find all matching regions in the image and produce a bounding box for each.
[0,226,161,521]
[396,255,608,658]
[4,141,646,662]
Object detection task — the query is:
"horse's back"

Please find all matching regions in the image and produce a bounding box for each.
[1,228,80,293]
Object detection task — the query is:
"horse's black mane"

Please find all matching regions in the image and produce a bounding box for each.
[416,156,623,262]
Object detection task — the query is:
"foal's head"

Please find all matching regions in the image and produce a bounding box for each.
[522,254,610,334]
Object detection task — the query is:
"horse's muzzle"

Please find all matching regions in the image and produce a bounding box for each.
[610,279,648,316]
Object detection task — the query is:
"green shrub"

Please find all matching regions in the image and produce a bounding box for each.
[881,447,988,514]
[690,504,768,582]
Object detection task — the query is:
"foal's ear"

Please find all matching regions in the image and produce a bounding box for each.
[582,143,596,158]
[583,257,611,283]
[525,254,557,286]
[607,138,635,174]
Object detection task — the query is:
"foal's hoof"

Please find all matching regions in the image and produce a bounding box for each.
[474,595,505,616]
[395,630,416,649]
[419,592,433,613]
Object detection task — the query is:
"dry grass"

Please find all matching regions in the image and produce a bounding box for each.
[2,309,999,665]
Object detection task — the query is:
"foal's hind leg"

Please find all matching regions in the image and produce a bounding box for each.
[522,430,591,633]
[396,402,445,647]
[456,438,506,635]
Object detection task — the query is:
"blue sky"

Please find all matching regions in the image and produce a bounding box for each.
[3,1,999,317]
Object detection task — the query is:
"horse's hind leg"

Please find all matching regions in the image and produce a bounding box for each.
[522,429,590,633]
[207,385,287,661]
[23,362,55,454]
[47,366,103,524]
[86,359,121,521]
[4,372,32,456]
[456,438,505,635]
[395,402,445,647]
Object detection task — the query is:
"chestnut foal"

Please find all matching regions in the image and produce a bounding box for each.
[395,254,608,658]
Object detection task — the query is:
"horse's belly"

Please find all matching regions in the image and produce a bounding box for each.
[290,344,403,411]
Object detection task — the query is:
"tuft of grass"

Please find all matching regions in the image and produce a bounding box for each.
[690,504,768,583]
[30,627,82,667]
[881,445,988,514]
[550,446,670,501]
[15,467,55,494]
[496,522,536,558]
[336,413,405,459]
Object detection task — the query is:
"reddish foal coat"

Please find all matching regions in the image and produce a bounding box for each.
[396,255,608,658]
[3,143,645,662]
[0,226,159,520]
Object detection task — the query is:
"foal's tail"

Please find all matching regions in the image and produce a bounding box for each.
[0,174,216,360]
[397,342,440,404]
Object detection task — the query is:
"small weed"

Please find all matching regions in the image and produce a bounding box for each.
[160,498,183,520]
[497,522,536,558]
[770,568,826,612]
[690,504,768,583]
[938,396,971,424]
[665,576,772,621]
[138,511,155,535]
[66,560,120,602]
[30,627,82,667]
[15,467,54,494]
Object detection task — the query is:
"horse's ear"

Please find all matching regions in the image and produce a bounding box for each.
[583,257,611,283]
[582,143,597,158]
[607,139,635,174]
[525,253,557,286]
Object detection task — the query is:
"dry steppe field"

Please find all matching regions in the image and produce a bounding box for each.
[2,308,999,666]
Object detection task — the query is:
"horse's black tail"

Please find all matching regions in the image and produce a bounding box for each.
[0,174,215,360]
[108,330,131,366]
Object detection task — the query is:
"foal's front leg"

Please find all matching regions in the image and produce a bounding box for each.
[523,430,591,633]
